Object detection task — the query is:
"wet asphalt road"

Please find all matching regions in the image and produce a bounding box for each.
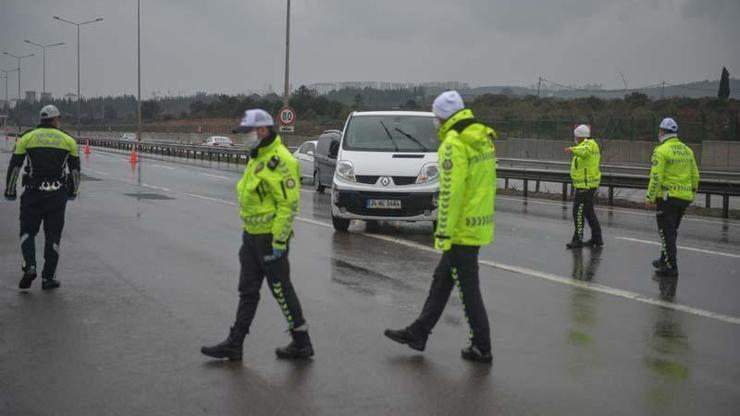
[1,144,739,415]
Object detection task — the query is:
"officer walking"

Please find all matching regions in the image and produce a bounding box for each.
[4,105,80,290]
[646,118,699,277]
[564,124,603,249]
[384,91,496,363]
[201,109,313,361]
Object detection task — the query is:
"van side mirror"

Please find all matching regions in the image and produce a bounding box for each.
[329,141,339,158]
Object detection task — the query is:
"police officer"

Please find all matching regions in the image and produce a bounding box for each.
[201,109,313,361]
[4,105,80,290]
[384,91,496,363]
[564,124,603,249]
[646,117,699,277]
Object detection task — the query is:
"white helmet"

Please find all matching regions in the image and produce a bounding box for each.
[40,105,61,120]
[574,124,591,138]
[233,109,274,133]
[659,117,678,132]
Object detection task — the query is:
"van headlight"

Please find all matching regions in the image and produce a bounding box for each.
[416,163,439,184]
[336,160,356,182]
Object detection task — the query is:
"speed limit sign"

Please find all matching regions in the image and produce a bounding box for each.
[279,107,296,126]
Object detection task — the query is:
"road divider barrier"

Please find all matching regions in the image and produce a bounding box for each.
[79,137,740,218]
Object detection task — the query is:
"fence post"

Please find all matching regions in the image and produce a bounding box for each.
[705,193,711,209]
[523,179,529,198]
[562,183,568,201]
[722,194,729,219]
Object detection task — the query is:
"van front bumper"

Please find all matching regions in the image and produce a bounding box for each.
[331,188,438,221]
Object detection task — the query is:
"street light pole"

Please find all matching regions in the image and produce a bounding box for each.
[137,0,142,143]
[24,40,65,100]
[53,15,103,137]
[0,68,18,110]
[283,0,291,107]
[1,52,35,103]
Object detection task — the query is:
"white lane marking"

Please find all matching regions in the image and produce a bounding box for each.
[496,195,737,226]
[184,193,238,206]
[292,217,740,326]
[141,184,171,192]
[202,173,230,180]
[615,236,740,259]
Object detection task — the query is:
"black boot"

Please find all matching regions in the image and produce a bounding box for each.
[41,277,61,291]
[583,238,604,248]
[384,327,427,352]
[201,327,244,360]
[276,330,314,359]
[19,266,37,290]
[652,258,666,269]
[655,266,678,278]
[566,240,583,249]
[461,345,493,363]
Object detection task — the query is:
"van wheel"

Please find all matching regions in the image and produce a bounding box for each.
[332,216,350,232]
[314,171,325,194]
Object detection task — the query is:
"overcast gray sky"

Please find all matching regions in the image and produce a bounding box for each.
[1,0,738,99]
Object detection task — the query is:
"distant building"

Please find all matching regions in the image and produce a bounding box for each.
[25,91,37,103]
[40,92,52,102]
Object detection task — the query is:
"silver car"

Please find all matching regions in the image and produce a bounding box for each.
[293,140,317,184]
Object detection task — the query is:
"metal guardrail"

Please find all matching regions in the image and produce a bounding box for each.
[79,137,740,218]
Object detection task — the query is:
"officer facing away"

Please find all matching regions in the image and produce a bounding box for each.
[4,105,80,290]
[385,91,496,363]
[564,124,603,249]
[201,109,313,360]
[645,117,699,277]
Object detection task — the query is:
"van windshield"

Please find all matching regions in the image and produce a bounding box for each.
[343,115,438,152]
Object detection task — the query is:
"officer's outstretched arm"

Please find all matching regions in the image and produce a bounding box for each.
[435,139,468,251]
[646,151,665,202]
[267,160,300,251]
[570,141,591,158]
[4,139,27,200]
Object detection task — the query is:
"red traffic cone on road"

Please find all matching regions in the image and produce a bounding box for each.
[130,146,139,165]
[83,140,92,156]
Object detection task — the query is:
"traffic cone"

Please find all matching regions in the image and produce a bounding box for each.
[83,140,92,157]
[130,146,139,165]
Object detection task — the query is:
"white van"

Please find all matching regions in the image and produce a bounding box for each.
[331,111,439,231]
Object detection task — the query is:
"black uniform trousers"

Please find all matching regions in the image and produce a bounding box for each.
[411,245,491,353]
[234,232,306,336]
[656,197,690,271]
[572,188,602,242]
[19,189,68,279]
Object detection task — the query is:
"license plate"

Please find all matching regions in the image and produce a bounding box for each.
[366,199,402,209]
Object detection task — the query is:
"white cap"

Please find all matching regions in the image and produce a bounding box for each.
[432,91,465,120]
[574,124,591,138]
[40,105,61,120]
[659,117,678,132]
[233,109,274,132]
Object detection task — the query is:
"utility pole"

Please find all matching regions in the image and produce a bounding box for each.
[537,76,542,98]
[0,68,18,110]
[283,0,291,107]
[137,0,142,143]
[24,40,65,100]
[661,81,666,99]
[53,15,103,137]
